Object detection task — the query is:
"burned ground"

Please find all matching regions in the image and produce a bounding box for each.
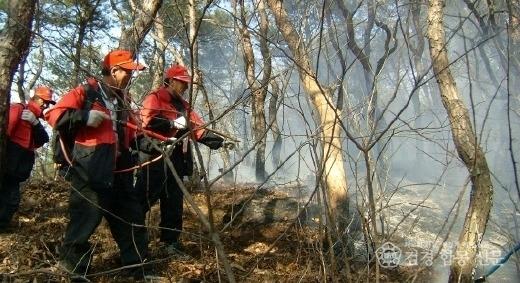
[0,179,428,282]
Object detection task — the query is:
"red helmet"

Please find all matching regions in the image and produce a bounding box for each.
[34,86,56,104]
[165,65,191,83]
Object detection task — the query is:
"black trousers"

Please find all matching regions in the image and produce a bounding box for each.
[59,170,148,275]
[0,176,22,228]
[135,159,184,244]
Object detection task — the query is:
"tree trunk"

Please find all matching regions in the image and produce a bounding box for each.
[26,40,44,90]
[426,1,494,282]
[408,0,436,164]
[509,0,520,50]
[505,0,520,72]
[266,0,349,223]
[256,0,271,181]
[186,2,237,281]
[15,0,44,103]
[269,79,282,167]
[118,0,163,53]
[189,0,200,100]
[151,15,166,89]
[235,0,267,181]
[151,42,165,90]
[189,0,210,180]
[72,0,99,86]
[15,50,29,103]
[335,0,396,234]
[150,10,185,65]
[507,0,520,112]
[0,0,36,191]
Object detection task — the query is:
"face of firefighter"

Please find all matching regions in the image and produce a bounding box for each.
[168,79,189,98]
[110,67,133,90]
[34,97,51,111]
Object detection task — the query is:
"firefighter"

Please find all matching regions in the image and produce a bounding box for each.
[44,50,150,280]
[0,86,54,233]
[136,64,224,255]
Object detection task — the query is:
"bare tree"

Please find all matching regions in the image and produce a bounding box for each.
[406,0,434,132]
[0,0,37,191]
[151,17,166,90]
[269,78,282,166]
[266,0,349,230]
[233,0,269,181]
[427,1,494,282]
[333,0,398,234]
[15,2,43,103]
[256,0,272,180]
[71,0,101,85]
[507,0,520,118]
[17,37,44,101]
[149,10,185,89]
[509,0,520,57]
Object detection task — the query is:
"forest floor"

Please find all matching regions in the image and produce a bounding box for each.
[0,178,430,282]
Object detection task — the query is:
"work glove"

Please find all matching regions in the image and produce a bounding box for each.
[21,109,39,125]
[86,110,109,128]
[170,116,187,130]
[199,131,224,150]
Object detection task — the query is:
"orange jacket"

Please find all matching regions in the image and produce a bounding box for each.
[136,87,224,177]
[44,78,136,187]
[140,87,206,140]
[8,100,46,150]
[45,78,135,149]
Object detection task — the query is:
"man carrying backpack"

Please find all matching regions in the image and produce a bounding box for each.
[135,64,225,255]
[45,50,150,281]
[0,86,54,233]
